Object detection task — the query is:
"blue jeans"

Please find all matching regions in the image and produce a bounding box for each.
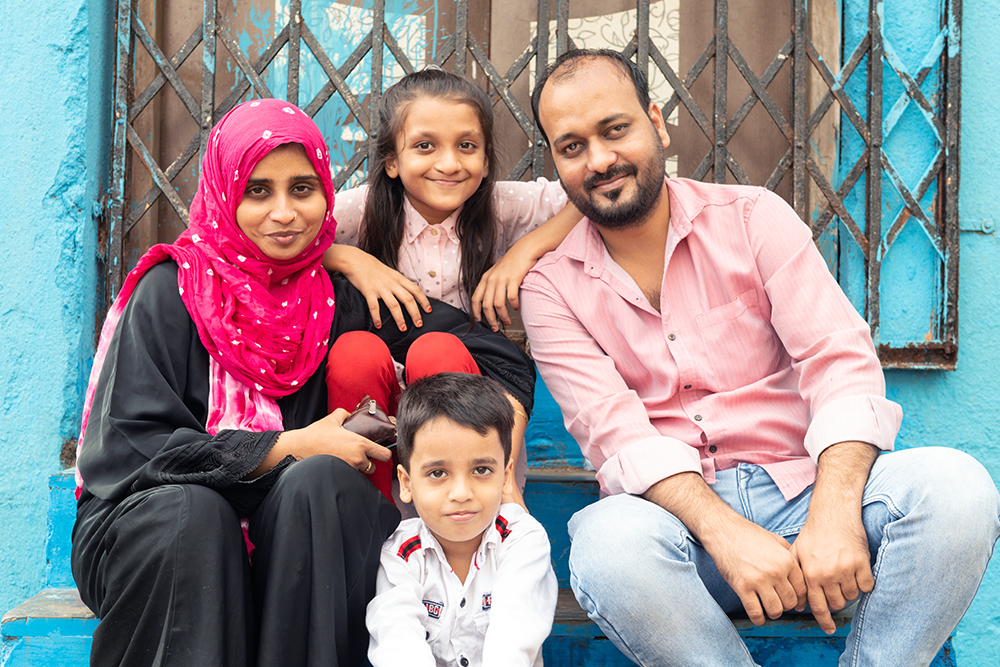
[568,448,1000,666]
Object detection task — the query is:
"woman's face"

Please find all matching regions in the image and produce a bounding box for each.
[236,143,327,261]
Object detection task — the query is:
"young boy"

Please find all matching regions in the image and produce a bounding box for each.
[366,373,558,667]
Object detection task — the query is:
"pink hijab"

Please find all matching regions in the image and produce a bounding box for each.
[76,99,337,495]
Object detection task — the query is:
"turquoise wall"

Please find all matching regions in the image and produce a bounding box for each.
[0,0,110,611]
[0,0,997,662]
[885,0,1000,660]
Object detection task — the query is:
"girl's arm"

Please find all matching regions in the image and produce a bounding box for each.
[472,200,582,331]
[324,184,431,331]
[503,394,529,510]
[324,244,431,331]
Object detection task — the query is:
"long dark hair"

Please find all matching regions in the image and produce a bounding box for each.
[359,68,498,313]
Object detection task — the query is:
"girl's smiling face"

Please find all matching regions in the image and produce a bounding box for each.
[385,97,489,226]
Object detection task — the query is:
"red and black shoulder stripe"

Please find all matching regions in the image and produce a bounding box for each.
[494,515,512,542]
[397,535,422,561]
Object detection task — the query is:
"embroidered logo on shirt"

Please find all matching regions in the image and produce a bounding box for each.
[423,599,444,619]
[481,593,492,611]
[494,515,512,542]
[397,536,422,561]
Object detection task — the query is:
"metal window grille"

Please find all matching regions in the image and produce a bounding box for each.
[105,0,961,368]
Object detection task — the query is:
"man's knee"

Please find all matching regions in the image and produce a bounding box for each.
[569,494,690,581]
[870,447,1000,544]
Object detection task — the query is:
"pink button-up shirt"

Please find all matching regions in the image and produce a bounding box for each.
[333,180,567,310]
[520,178,901,500]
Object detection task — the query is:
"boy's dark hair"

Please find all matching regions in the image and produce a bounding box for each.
[359,68,499,315]
[396,373,514,470]
[530,49,652,145]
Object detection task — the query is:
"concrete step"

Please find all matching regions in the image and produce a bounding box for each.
[45,471,76,589]
[5,468,957,667]
[0,588,94,667]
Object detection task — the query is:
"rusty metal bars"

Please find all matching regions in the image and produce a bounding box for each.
[105,0,133,303]
[106,0,961,367]
[941,0,961,365]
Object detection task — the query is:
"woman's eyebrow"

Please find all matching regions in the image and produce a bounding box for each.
[245,174,319,185]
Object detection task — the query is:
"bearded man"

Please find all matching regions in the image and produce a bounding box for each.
[520,49,1000,666]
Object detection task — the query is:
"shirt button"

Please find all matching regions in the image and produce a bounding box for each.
[709,445,717,453]
[460,597,466,608]
[683,384,692,389]
[667,333,676,340]
[428,270,437,277]
[460,658,469,667]
[694,414,703,421]
[430,228,439,235]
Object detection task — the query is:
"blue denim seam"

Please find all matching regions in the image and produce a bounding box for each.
[734,463,806,537]
[571,573,644,665]
[846,494,899,666]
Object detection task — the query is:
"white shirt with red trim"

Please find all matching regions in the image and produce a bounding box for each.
[366,503,557,667]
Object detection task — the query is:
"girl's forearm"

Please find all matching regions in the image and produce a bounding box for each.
[508,202,583,260]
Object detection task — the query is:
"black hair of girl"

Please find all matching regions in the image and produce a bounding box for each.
[359,68,498,316]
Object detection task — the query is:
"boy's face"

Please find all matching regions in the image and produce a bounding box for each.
[398,416,512,555]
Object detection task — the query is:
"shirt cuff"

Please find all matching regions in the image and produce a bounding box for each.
[597,435,705,496]
[804,394,902,461]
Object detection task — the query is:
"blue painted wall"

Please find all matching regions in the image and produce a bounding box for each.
[0,0,998,663]
[885,0,1000,660]
[0,0,111,612]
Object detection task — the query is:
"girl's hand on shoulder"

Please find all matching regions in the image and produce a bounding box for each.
[471,244,537,331]
[324,244,431,331]
[279,408,394,474]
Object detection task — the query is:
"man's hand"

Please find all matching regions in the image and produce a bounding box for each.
[708,518,808,625]
[791,440,878,634]
[644,473,806,626]
[790,510,873,633]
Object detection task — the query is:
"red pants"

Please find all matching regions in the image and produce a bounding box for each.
[326,331,480,502]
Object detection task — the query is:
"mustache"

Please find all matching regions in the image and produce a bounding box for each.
[583,163,638,192]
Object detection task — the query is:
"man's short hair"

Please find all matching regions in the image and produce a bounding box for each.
[530,48,652,145]
[396,373,514,470]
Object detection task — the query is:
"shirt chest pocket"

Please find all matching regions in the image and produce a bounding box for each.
[695,289,782,392]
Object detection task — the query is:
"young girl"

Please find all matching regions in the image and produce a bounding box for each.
[323,68,580,509]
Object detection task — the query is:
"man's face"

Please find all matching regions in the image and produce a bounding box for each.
[538,59,670,230]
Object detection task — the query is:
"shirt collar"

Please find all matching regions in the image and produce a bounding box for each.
[564,177,709,276]
[403,196,463,245]
[413,505,520,568]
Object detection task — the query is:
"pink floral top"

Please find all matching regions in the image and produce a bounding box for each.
[332,179,568,310]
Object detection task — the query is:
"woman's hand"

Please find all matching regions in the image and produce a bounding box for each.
[323,244,431,331]
[251,408,393,478]
[471,244,537,331]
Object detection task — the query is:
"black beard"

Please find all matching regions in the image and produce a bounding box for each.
[562,141,667,230]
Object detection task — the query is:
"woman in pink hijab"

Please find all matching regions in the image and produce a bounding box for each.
[72,99,399,667]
